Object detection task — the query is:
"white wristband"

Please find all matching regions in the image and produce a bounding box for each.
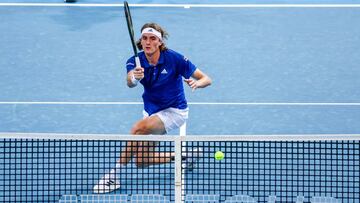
[131,74,138,86]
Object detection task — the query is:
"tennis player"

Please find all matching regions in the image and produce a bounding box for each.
[93,23,211,193]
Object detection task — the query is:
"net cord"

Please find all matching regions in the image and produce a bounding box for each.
[1,133,359,141]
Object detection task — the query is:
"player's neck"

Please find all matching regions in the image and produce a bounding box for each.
[145,49,160,66]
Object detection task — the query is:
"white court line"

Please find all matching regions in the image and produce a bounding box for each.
[0,101,360,106]
[0,3,360,8]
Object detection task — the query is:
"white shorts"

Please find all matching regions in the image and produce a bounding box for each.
[143,107,189,133]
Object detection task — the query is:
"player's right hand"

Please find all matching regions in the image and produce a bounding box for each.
[133,67,144,80]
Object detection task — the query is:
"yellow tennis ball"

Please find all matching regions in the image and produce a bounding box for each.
[214,151,224,160]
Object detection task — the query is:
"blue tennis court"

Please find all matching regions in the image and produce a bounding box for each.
[0,0,359,202]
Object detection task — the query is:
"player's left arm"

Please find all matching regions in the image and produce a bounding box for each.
[184,68,212,91]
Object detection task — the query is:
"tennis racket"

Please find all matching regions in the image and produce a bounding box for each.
[124,1,141,68]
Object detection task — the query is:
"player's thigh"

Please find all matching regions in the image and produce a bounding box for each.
[131,115,166,135]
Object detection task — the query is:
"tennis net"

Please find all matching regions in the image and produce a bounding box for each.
[0,133,359,203]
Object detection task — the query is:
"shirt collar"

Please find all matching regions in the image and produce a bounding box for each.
[140,51,164,68]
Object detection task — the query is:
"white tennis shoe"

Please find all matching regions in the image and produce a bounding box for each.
[93,173,120,194]
[182,148,203,170]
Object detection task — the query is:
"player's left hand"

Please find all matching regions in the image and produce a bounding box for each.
[184,79,198,91]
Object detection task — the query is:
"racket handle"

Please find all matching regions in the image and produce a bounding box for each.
[135,56,141,68]
[131,74,138,85]
[131,56,142,85]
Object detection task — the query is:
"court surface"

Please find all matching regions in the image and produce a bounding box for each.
[0,1,360,202]
[1,0,359,135]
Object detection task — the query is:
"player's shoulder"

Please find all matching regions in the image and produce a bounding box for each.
[163,49,182,57]
[127,51,145,59]
[138,51,145,57]
[163,49,189,62]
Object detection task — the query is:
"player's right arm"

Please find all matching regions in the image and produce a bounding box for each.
[127,67,144,88]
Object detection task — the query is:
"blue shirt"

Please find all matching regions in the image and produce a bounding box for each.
[126,49,196,115]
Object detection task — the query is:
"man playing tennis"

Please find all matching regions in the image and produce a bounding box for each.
[93,22,211,193]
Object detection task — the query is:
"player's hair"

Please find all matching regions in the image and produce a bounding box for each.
[136,23,169,51]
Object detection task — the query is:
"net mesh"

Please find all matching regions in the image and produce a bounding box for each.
[0,138,174,203]
[0,134,359,203]
[183,140,360,202]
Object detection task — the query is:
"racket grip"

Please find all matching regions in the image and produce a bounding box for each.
[131,74,138,85]
[135,56,141,68]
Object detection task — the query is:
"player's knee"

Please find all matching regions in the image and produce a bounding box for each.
[131,121,152,135]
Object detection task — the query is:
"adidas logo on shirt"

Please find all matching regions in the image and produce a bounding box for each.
[161,69,168,74]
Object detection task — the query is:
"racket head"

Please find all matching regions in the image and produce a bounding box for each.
[124,1,138,57]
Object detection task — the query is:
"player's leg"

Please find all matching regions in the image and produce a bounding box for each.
[93,116,168,193]
[131,115,173,168]
[116,114,167,166]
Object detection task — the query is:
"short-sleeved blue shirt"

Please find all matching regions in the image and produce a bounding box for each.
[126,49,196,115]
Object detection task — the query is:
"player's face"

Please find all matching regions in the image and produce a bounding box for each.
[141,33,162,56]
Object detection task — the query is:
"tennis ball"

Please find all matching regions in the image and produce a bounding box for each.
[214,151,224,160]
